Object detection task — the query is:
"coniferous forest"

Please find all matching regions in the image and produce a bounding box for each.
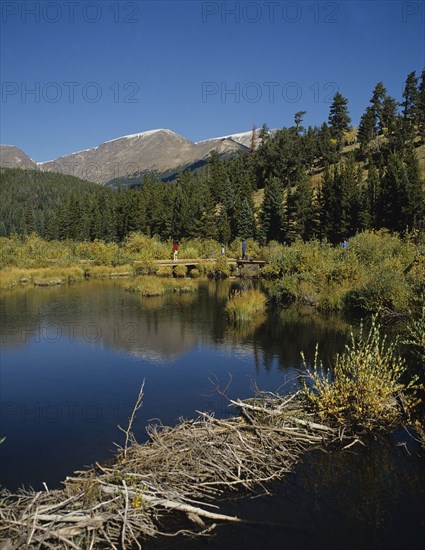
[1,70,424,245]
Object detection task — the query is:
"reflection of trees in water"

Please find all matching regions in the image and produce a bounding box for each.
[251,304,352,373]
[290,435,425,535]
[1,280,352,372]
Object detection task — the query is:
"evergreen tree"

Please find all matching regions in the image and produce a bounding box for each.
[318,122,338,163]
[381,96,398,134]
[171,182,192,240]
[328,93,351,147]
[401,71,418,125]
[259,123,270,142]
[370,81,387,134]
[403,145,425,231]
[250,123,257,153]
[208,151,228,202]
[417,68,425,140]
[294,111,306,133]
[236,197,256,240]
[358,106,377,150]
[217,207,232,245]
[379,151,405,232]
[261,176,285,242]
[361,161,380,230]
[292,171,315,241]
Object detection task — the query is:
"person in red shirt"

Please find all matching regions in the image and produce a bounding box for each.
[172,242,179,261]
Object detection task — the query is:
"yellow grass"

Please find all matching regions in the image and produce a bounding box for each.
[225,289,267,323]
[0,266,85,290]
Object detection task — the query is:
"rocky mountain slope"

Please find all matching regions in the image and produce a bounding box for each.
[1,129,256,185]
[0,146,38,171]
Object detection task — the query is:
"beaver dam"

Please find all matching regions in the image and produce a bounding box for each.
[0,390,348,549]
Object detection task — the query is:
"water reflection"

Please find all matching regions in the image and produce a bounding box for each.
[1,280,351,367]
[166,435,424,550]
[0,280,351,490]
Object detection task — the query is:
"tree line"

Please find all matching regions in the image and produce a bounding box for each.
[1,69,424,245]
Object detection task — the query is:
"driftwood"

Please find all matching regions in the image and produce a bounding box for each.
[0,391,344,549]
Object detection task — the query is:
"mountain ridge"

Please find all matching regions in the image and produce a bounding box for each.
[0,128,261,185]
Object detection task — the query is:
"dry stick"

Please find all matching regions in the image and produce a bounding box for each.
[100,483,245,524]
[118,379,145,460]
[231,399,336,433]
[8,519,82,550]
[22,513,104,524]
[121,480,129,550]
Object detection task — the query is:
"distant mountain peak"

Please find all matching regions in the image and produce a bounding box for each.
[0,128,253,185]
[104,128,179,143]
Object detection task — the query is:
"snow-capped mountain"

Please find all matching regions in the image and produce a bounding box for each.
[0,128,262,185]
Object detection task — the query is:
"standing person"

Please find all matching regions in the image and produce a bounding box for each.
[173,242,179,261]
[221,244,225,257]
[342,240,348,249]
[241,240,247,260]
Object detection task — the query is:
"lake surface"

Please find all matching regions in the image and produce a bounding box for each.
[0,280,424,548]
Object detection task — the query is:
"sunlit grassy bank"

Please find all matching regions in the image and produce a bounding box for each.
[1,232,423,319]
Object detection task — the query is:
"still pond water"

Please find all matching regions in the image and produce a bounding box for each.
[0,280,424,549]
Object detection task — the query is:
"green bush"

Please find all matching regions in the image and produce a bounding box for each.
[346,267,411,313]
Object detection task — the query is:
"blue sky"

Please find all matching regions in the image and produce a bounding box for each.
[1,0,424,161]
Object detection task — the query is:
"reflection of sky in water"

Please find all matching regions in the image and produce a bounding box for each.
[0,280,349,491]
[1,280,424,549]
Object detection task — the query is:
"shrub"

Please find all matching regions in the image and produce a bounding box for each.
[189,268,200,278]
[211,257,230,279]
[345,267,411,313]
[75,240,119,266]
[260,263,280,280]
[402,305,425,367]
[156,266,173,277]
[173,265,187,278]
[302,317,421,431]
[225,289,267,323]
[228,239,262,260]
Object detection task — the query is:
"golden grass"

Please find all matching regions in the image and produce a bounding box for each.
[125,277,166,296]
[84,264,134,278]
[0,266,85,290]
[164,278,198,293]
[225,289,267,323]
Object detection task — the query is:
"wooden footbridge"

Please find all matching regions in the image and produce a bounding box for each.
[134,258,267,268]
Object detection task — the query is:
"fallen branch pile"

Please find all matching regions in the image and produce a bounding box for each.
[0,391,343,549]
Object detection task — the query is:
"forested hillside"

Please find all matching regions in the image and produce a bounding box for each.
[1,70,424,244]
